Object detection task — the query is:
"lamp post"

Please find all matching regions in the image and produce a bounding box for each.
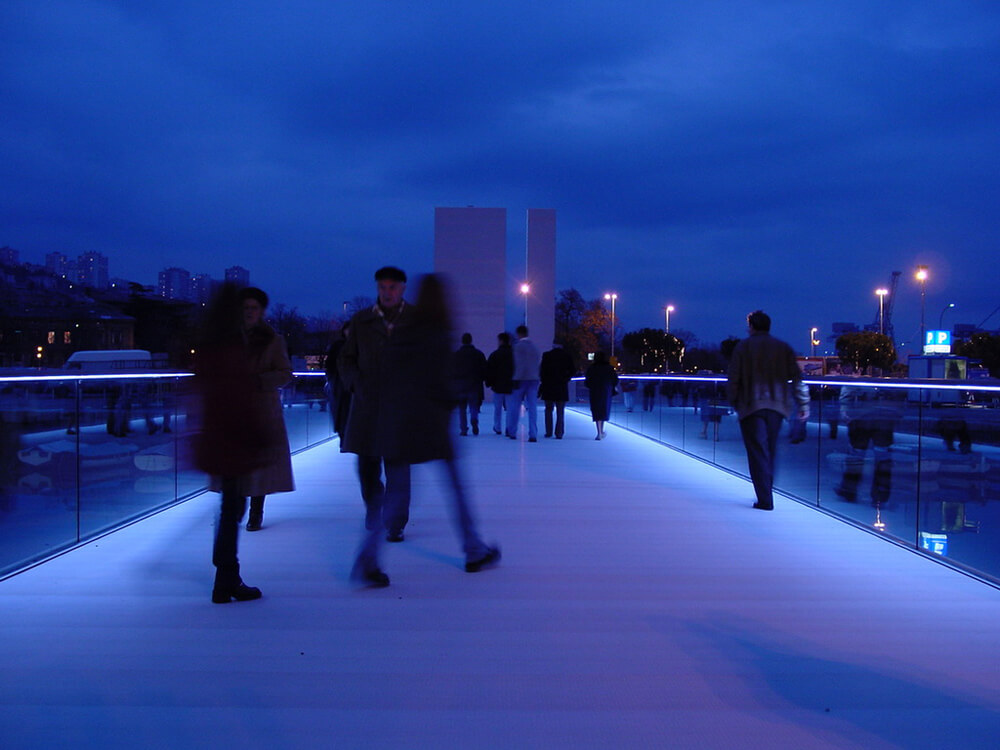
[664,304,675,333]
[810,327,819,356]
[520,283,530,325]
[916,265,929,345]
[876,288,888,336]
[939,302,955,330]
[604,292,618,359]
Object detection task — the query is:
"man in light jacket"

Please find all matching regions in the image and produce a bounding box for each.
[727,310,810,511]
[506,325,541,442]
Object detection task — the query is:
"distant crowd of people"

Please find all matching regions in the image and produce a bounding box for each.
[192,265,810,602]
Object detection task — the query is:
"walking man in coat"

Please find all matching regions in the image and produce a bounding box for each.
[485,332,514,435]
[339,267,416,563]
[539,340,576,439]
[453,332,487,436]
[507,325,541,442]
[726,310,810,511]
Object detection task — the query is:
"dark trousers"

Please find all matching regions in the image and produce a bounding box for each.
[458,397,482,434]
[213,477,247,585]
[739,409,784,509]
[357,455,411,535]
[544,400,566,438]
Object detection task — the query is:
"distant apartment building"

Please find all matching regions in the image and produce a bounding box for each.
[46,251,69,276]
[191,273,217,304]
[225,265,250,287]
[0,246,19,265]
[77,251,109,289]
[158,267,192,301]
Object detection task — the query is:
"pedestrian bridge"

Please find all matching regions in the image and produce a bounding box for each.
[2,389,1000,748]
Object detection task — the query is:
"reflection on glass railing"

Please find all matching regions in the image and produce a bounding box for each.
[0,370,333,578]
[570,374,1000,586]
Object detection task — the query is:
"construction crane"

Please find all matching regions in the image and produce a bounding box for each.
[873,271,901,341]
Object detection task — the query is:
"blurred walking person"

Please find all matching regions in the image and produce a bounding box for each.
[351,274,500,586]
[585,351,618,440]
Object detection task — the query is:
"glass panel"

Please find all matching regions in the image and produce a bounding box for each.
[0,378,79,573]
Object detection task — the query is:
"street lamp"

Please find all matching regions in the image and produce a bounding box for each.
[875,288,888,336]
[604,292,618,359]
[664,304,675,333]
[916,265,929,345]
[810,327,819,356]
[520,283,530,325]
[939,302,955,330]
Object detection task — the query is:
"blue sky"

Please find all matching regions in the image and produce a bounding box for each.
[3,1,999,352]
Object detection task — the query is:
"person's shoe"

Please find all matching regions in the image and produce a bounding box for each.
[350,562,390,588]
[544,433,552,438]
[528,437,537,443]
[460,430,468,436]
[212,582,263,603]
[556,435,563,439]
[752,502,774,511]
[493,428,502,435]
[465,546,501,573]
[386,530,404,543]
[245,511,263,532]
[472,424,479,435]
[507,433,516,440]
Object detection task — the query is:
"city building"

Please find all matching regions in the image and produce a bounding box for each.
[158,267,192,301]
[224,265,250,287]
[76,251,109,289]
[191,273,217,304]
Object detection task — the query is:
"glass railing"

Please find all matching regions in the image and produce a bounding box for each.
[0,371,333,578]
[570,374,1000,585]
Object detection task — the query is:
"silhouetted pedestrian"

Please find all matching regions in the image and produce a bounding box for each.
[585,351,618,440]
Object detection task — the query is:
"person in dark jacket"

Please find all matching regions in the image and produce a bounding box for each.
[584,351,618,440]
[726,310,810,511]
[485,332,514,435]
[539,340,576,439]
[193,283,267,603]
[324,322,351,439]
[338,266,416,550]
[351,274,500,586]
[453,332,487,436]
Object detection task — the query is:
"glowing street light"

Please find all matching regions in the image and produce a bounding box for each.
[604,292,618,359]
[876,288,888,336]
[810,327,819,356]
[520,283,530,325]
[664,304,675,333]
[916,265,929,344]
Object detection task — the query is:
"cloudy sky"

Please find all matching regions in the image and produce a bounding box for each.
[3,1,999,352]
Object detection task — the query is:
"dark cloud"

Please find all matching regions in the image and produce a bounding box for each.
[3,0,999,346]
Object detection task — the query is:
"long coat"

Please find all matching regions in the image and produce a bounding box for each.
[337,302,418,458]
[209,323,294,496]
[453,343,487,402]
[539,346,576,402]
[377,322,456,464]
[584,362,618,422]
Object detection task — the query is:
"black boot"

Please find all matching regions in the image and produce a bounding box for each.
[246,496,264,531]
[212,565,262,603]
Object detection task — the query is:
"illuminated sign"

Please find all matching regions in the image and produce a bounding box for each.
[923,330,951,355]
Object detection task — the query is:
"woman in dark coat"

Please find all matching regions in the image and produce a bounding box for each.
[209,287,295,532]
[193,284,267,603]
[352,274,500,585]
[584,351,618,440]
